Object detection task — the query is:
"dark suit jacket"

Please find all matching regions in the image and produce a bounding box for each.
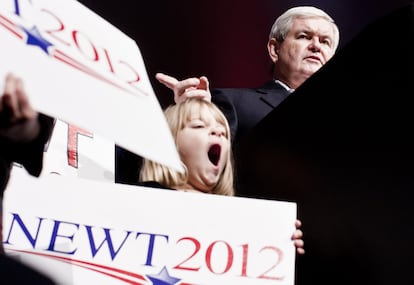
[212,81,290,146]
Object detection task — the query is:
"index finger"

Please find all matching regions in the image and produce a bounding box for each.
[155,73,179,90]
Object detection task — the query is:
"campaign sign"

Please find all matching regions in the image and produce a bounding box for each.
[3,169,297,285]
[42,119,115,183]
[0,0,182,172]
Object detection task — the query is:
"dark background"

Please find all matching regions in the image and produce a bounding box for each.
[232,3,414,283]
[78,0,413,108]
[75,2,414,284]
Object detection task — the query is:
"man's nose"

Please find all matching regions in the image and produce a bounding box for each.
[309,37,321,51]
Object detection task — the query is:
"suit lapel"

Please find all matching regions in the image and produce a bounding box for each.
[256,81,291,108]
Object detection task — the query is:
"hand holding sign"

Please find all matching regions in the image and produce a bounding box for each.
[0,0,182,172]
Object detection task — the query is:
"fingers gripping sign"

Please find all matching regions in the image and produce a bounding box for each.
[0,73,40,143]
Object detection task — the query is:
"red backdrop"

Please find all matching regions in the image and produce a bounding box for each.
[78,0,413,107]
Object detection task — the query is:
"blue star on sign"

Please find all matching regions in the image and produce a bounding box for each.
[146,266,181,285]
[22,25,53,55]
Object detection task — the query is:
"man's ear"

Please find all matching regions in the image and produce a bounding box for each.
[267,38,279,62]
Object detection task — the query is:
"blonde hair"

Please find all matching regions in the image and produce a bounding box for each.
[139,98,234,196]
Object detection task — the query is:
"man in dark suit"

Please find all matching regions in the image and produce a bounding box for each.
[233,3,414,284]
[0,73,56,284]
[116,6,340,184]
[155,6,339,145]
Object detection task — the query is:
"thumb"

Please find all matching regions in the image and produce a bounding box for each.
[199,76,212,101]
[199,76,210,91]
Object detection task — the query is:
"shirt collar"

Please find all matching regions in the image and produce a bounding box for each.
[274,79,295,93]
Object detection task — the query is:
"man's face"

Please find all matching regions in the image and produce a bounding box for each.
[274,17,336,88]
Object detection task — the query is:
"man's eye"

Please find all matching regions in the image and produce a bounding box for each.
[321,39,331,46]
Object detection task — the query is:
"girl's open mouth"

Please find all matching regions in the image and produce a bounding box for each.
[208,144,221,166]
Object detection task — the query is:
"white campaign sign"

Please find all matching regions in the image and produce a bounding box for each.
[42,119,115,183]
[0,0,182,172]
[3,169,297,285]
